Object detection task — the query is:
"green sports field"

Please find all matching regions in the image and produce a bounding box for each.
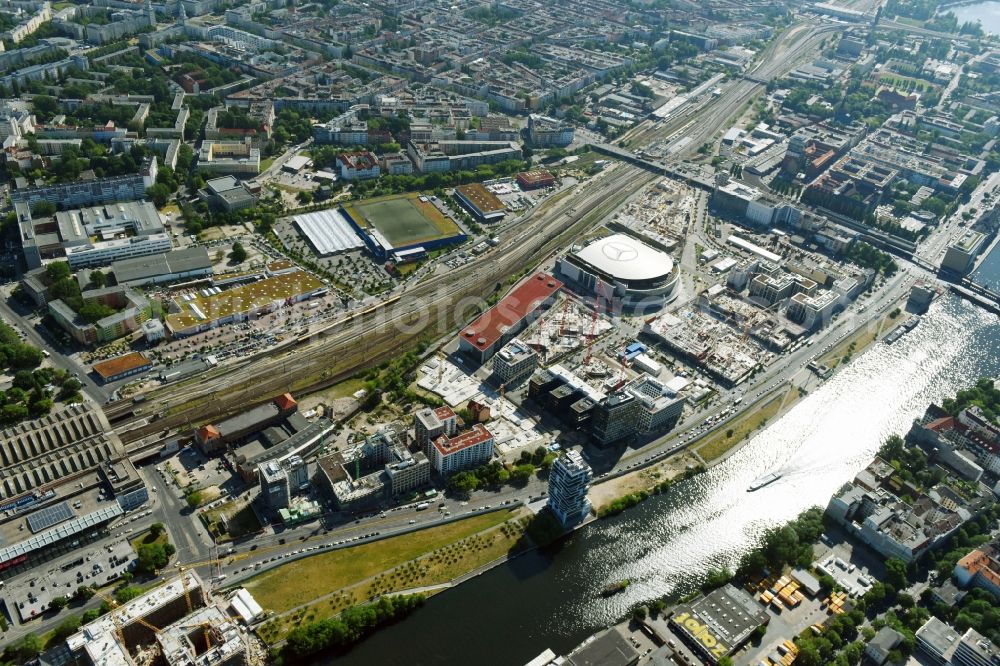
[344,193,462,248]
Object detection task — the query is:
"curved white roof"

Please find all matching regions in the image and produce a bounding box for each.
[573,233,673,282]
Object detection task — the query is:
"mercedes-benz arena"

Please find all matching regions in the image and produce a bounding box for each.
[556,233,679,311]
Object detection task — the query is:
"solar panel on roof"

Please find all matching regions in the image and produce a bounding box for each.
[26,501,74,533]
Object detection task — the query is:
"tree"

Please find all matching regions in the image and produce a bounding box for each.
[448,471,479,496]
[885,558,909,590]
[50,595,68,610]
[150,522,165,538]
[146,183,172,208]
[510,464,534,486]
[89,269,107,288]
[31,200,57,216]
[46,261,71,282]
[229,241,247,264]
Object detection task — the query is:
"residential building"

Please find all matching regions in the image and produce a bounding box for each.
[954,540,1000,600]
[49,286,156,345]
[865,627,904,666]
[336,151,381,180]
[825,457,987,562]
[430,424,494,475]
[414,406,458,452]
[527,114,574,147]
[547,450,593,527]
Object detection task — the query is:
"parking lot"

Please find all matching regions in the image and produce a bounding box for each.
[4,540,136,623]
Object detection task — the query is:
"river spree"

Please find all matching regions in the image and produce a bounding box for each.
[330,295,1000,666]
[948,1,1000,34]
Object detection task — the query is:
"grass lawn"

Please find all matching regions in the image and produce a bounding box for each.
[253,511,530,644]
[261,157,276,172]
[245,510,517,613]
[130,530,168,552]
[819,309,899,370]
[201,501,261,541]
[696,388,796,462]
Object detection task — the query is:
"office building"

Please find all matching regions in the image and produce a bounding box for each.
[786,290,839,330]
[942,230,987,275]
[492,338,539,385]
[591,393,641,446]
[198,175,258,212]
[916,616,961,665]
[954,627,1000,666]
[430,424,494,475]
[197,139,260,175]
[625,376,685,433]
[547,450,592,527]
[259,460,290,509]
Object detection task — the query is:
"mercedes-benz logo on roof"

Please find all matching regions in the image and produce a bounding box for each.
[601,240,638,262]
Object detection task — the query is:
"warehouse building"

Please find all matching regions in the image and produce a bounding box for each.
[459,273,562,363]
[195,393,298,455]
[92,352,153,383]
[454,183,506,223]
[669,584,769,664]
[112,246,213,287]
[293,208,366,256]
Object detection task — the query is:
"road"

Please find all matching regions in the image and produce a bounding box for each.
[0,288,110,403]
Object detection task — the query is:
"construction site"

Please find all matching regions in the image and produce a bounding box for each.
[64,571,267,666]
[607,178,702,248]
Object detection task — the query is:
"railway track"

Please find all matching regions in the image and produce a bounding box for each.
[117,165,653,448]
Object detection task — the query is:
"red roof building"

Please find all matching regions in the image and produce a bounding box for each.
[430,424,495,474]
[274,393,297,413]
[459,273,562,363]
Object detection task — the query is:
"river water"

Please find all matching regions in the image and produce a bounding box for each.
[329,294,1000,666]
[947,1,1000,34]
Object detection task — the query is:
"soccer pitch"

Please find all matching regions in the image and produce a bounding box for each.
[346,193,462,248]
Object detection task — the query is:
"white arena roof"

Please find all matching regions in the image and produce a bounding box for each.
[294,208,365,256]
[573,233,673,282]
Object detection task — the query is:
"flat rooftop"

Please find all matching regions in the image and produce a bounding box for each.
[112,246,212,283]
[455,183,506,215]
[92,352,152,381]
[165,269,324,332]
[461,273,562,352]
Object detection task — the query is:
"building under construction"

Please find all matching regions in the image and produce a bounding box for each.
[65,571,266,666]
